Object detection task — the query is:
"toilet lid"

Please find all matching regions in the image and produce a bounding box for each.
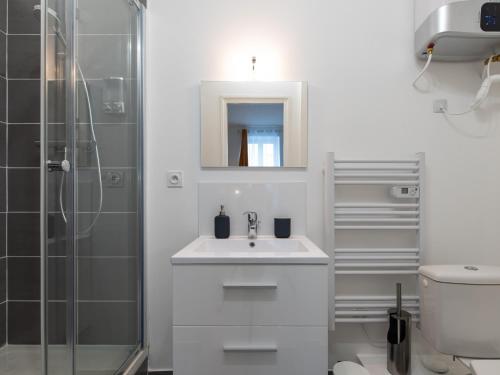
[471,360,500,375]
[333,361,370,375]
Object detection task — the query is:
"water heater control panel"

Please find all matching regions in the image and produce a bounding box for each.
[481,3,500,31]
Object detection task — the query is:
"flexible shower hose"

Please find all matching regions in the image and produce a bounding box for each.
[59,62,104,234]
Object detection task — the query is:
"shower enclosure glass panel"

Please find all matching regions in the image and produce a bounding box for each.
[43,0,74,374]
[41,0,144,374]
[74,0,142,372]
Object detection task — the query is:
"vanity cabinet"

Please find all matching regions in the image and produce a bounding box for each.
[172,264,328,375]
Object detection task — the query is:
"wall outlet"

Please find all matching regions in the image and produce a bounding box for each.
[433,99,448,113]
[104,171,125,188]
[167,171,183,188]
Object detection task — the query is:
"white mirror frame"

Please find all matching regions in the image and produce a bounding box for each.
[201,81,308,168]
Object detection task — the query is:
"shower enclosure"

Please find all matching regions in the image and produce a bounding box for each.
[0,0,146,374]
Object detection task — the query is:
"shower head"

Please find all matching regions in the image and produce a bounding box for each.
[33,4,63,28]
[33,4,67,47]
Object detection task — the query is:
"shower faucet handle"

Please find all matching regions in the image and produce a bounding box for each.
[47,159,71,173]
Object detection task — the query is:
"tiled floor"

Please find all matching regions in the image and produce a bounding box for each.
[0,345,136,375]
[357,353,471,375]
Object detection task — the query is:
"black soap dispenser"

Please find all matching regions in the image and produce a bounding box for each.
[214,205,230,239]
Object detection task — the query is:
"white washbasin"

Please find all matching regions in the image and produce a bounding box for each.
[171,236,329,264]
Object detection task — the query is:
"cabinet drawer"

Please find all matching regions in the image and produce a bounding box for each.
[173,326,327,375]
[173,265,328,326]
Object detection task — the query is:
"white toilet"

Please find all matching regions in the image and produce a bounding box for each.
[419,265,500,375]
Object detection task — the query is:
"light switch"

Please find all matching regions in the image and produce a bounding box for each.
[167,171,183,188]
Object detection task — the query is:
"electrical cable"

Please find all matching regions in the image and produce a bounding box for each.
[412,47,433,88]
[443,55,494,116]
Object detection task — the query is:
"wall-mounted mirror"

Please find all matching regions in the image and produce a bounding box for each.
[201,81,308,168]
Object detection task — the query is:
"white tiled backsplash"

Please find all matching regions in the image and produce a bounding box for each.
[198,182,306,237]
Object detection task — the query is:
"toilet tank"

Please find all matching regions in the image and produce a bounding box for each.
[419,265,500,358]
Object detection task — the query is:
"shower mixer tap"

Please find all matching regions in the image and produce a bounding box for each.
[47,147,70,173]
[47,160,70,173]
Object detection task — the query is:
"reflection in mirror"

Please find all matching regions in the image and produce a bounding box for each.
[227,103,284,167]
[201,81,308,168]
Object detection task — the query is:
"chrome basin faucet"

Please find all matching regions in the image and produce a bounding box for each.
[243,211,259,239]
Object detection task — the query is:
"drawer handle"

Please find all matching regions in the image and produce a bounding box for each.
[222,282,278,289]
[223,345,278,353]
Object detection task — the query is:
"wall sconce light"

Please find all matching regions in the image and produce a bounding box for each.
[223,47,282,81]
[252,56,257,80]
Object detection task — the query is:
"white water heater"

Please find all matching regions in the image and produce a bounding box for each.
[415,0,500,61]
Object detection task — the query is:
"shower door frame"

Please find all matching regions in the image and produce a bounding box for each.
[39,0,147,373]
[40,0,48,373]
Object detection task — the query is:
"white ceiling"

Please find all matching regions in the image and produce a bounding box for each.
[228,103,284,128]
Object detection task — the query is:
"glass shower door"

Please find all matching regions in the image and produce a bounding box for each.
[42,0,144,374]
[42,0,75,374]
[73,0,143,373]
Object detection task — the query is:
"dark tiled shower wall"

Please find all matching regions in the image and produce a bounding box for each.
[4,0,47,346]
[0,0,7,348]
[3,0,67,346]
[75,0,139,347]
[1,0,140,347]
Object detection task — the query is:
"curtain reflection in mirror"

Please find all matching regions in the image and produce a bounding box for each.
[248,128,283,167]
[239,129,248,166]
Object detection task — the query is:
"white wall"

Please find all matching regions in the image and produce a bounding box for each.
[145,0,500,370]
[198,182,306,236]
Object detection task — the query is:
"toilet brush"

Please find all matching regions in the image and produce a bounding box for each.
[387,283,412,375]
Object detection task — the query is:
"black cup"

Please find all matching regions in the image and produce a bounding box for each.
[274,218,291,238]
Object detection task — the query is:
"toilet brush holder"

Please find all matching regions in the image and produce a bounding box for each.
[387,283,412,375]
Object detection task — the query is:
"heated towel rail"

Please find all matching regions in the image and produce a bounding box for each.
[324,153,424,328]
